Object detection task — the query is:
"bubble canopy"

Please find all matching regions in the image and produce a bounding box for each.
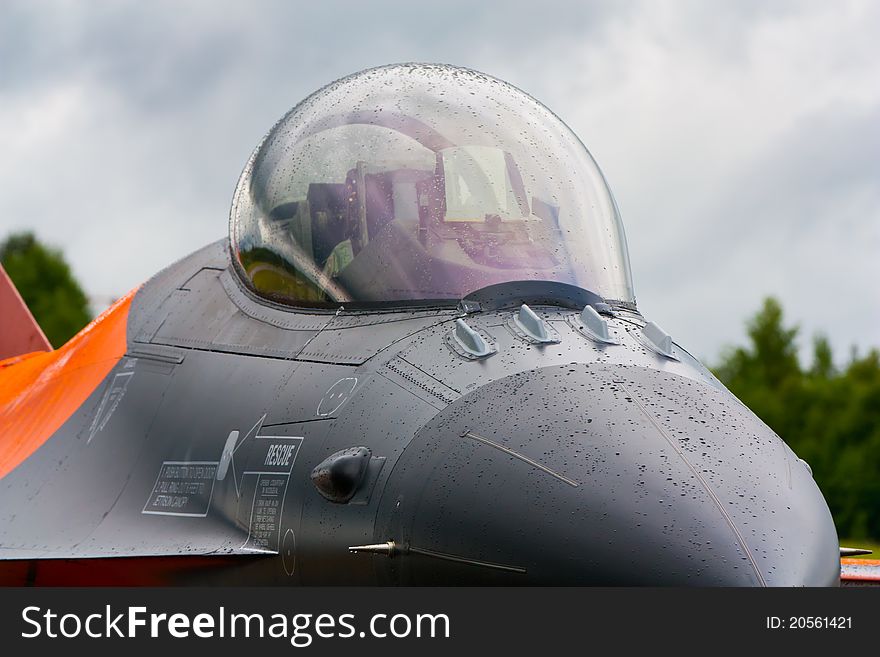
[230,64,635,309]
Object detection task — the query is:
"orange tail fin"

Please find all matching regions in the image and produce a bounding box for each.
[0,263,52,359]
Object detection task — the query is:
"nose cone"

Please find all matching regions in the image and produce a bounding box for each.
[376,363,839,586]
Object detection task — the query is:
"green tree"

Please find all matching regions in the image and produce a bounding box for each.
[714,297,880,541]
[713,298,802,434]
[1,232,92,348]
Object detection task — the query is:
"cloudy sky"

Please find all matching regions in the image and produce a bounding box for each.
[1,0,877,363]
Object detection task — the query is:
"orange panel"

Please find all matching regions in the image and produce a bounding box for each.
[0,288,136,480]
[840,558,880,583]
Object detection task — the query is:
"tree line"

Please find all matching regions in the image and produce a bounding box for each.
[714,298,880,541]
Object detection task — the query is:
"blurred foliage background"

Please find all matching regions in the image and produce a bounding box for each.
[2,232,878,541]
[713,298,880,543]
[1,232,92,348]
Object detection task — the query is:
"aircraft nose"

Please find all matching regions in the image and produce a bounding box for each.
[375,363,840,586]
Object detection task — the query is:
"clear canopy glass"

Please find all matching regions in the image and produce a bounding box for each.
[230,64,635,308]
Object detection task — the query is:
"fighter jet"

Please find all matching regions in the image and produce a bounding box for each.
[0,63,852,586]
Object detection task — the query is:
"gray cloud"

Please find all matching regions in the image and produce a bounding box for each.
[1,0,876,364]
